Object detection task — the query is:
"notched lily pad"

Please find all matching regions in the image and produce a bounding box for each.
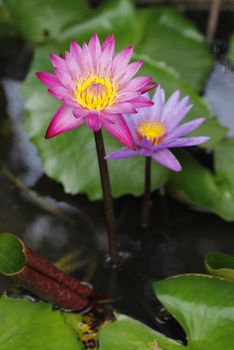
[0,294,82,350]
[99,274,234,350]
[205,251,234,281]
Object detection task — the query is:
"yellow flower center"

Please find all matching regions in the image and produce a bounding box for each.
[137,121,166,146]
[75,76,116,110]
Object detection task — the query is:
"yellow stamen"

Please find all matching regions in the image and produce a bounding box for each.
[137,120,166,146]
[75,76,116,110]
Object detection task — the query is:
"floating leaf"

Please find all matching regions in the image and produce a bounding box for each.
[205,252,234,281]
[99,275,234,350]
[3,0,91,43]
[168,142,234,220]
[136,6,213,91]
[0,295,82,350]
[0,232,25,275]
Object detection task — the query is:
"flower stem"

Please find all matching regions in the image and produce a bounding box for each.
[94,130,119,266]
[141,156,152,228]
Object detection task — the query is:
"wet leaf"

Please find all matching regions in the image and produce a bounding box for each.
[205,252,234,281]
[99,275,234,350]
[168,142,234,221]
[0,295,82,350]
[3,0,91,43]
[0,233,25,275]
[136,6,214,91]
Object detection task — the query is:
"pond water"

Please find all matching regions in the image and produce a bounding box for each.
[1,9,234,344]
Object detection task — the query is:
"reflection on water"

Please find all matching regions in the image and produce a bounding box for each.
[2,78,43,186]
[205,62,234,136]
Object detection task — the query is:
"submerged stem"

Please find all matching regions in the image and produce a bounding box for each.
[141,156,152,228]
[94,130,119,266]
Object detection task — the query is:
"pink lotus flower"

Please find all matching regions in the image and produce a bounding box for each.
[36,34,156,149]
[106,86,210,171]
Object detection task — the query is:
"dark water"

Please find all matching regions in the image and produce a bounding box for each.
[1,10,234,343]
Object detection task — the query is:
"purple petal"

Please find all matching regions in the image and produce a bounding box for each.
[149,85,165,122]
[36,72,61,88]
[105,147,138,160]
[165,118,205,140]
[85,114,102,131]
[166,136,210,148]
[161,90,181,122]
[102,114,135,149]
[166,102,193,131]
[152,149,182,172]
[45,105,83,138]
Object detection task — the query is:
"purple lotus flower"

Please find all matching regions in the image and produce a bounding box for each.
[36,33,156,149]
[106,86,209,171]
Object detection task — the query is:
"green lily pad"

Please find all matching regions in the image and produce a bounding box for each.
[205,252,234,281]
[3,0,91,43]
[0,233,25,275]
[168,138,234,220]
[99,275,234,350]
[0,294,82,350]
[136,6,214,91]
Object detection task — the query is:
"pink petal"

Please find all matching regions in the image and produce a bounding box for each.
[81,43,94,76]
[105,147,138,160]
[48,86,70,101]
[113,61,143,86]
[54,66,75,90]
[112,46,133,72]
[45,105,83,138]
[152,149,182,172]
[142,81,157,93]
[130,96,154,108]
[65,50,82,80]
[50,54,67,70]
[101,34,115,52]
[88,33,101,65]
[36,72,61,88]
[123,76,152,92]
[98,35,115,77]
[102,114,135,149]
[116,91,141,103]
[85,114,102,131]
[70,41,84,74]
[106,102,137,114]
